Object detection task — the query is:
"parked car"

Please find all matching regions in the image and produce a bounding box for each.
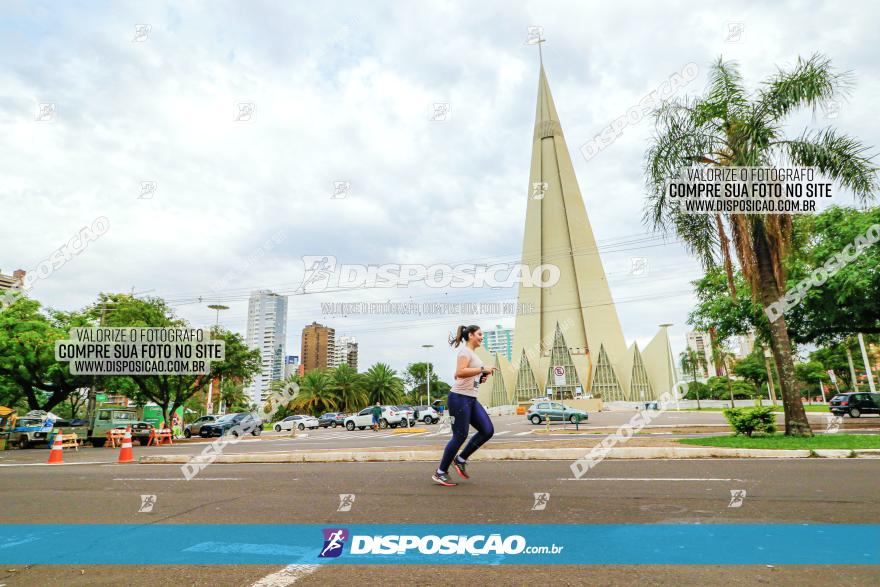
[344,406,404,430]
[200,412,263,437]
[184,415,222,438]
[393,405,417,427]
[526,401,588,425]
[829,392,880,418]
[413,405,440,424]
[318,412,347,428]
[275,415,320,431]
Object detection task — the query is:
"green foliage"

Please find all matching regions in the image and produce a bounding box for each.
[785,206,880,345]
[360,362,405,406]
[723,407,777,437]
[0,297,94,411]
[682,381,709,400]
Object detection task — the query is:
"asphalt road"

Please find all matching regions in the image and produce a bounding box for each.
[2,411,876,466]
[1,459,878,586]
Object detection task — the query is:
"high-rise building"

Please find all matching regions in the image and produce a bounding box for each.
[301,322,335,372]
[483,324,514,361]
[686,331,717,379]
[0,269,26,292]
[284,355,300,379]
[244,290,288,406]
[736,332,755,358]
[474,62,676,406]
[332,336,359,370]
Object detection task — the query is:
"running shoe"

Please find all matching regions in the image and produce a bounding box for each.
[432,471,457,486]
[453,458,469,479]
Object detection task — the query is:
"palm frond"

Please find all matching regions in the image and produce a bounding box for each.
[756,53,854,123]
[774,128,879,203]
[704,57,749,121]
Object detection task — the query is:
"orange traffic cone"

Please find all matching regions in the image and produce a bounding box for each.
[48,429,64,464]
[117,426,134,464]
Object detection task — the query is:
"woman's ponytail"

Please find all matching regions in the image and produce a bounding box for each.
[449,324,480,347]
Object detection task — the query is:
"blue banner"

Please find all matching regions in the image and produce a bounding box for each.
[1,525,876,565]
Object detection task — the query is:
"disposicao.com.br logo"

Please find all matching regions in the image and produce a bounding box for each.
[319,528,563,557]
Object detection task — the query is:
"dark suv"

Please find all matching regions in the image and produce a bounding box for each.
[829,392,880,418]
[318,412,347,428]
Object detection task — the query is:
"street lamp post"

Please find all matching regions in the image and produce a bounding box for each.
[206,305,229,414]
[422,344,434,406]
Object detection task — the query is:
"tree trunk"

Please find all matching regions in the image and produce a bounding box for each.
[715,214,738,300]
[753,230,812,436]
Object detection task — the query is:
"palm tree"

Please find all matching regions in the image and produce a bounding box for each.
[646,54,878,436]
[330,364,367,413]
[360,362,405,406]
[289,370,338,416]
[680,349,707,410]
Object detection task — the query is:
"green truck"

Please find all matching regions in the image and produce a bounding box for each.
[4,407,154,448]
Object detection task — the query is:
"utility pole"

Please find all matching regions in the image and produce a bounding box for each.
[763,345,778,406]
[857,333,877,393]
[422,344,434,406]
[846,340,859,392]
[205,305,229,414]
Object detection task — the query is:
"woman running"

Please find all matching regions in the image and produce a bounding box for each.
[432,324,496,486]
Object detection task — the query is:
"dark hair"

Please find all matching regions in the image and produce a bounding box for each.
[449,324,481,348]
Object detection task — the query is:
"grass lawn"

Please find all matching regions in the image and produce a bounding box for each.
[677,434,880,450]
[679,405,831,412]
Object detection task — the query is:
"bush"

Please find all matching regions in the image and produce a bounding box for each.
[683,381,709,400]
[723,407,776,437]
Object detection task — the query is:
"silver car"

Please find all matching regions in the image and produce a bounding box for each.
[184,414,222,438]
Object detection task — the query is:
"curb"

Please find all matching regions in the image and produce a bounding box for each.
[139,446,816,465]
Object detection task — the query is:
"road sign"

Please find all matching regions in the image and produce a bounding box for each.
[553,366,566,386]
[96,394,107,402]
[827,369,837,383]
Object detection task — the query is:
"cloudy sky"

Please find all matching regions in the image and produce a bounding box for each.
[2,0,878,382]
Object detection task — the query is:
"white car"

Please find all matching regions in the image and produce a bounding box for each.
[413,405,440,424]
[344,406,404,430]
[274,415,320,431]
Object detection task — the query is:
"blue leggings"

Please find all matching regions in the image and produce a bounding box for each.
[438,392,494,473]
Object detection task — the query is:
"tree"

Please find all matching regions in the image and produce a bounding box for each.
[0,296,93,411]
[219,378,250,413]
[795,360,830,400]
[679,349,707,409]
[734,350,768,390]
[785,206,880,345]
[645,54,878,435]
[289,370,338,415]
[403,361,446,404]
[329,364,367,413]
[93,293,261,427]
[360,363,405,405]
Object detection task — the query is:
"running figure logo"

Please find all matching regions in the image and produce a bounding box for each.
[531,492,550,511]
[319,528,349,558]
[138,494,157,513]
[728,489,747,508]
[297,256,336,293]
[337,494,356,512]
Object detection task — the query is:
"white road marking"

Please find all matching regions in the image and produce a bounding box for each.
[494,431,511,436]
[251,564,321,586]
[515,431,532,436]
[559,477,747,482]
[113,477,246,481]
[0,461,111,467]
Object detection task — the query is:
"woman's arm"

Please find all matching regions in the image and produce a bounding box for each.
[454,354,496,379]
